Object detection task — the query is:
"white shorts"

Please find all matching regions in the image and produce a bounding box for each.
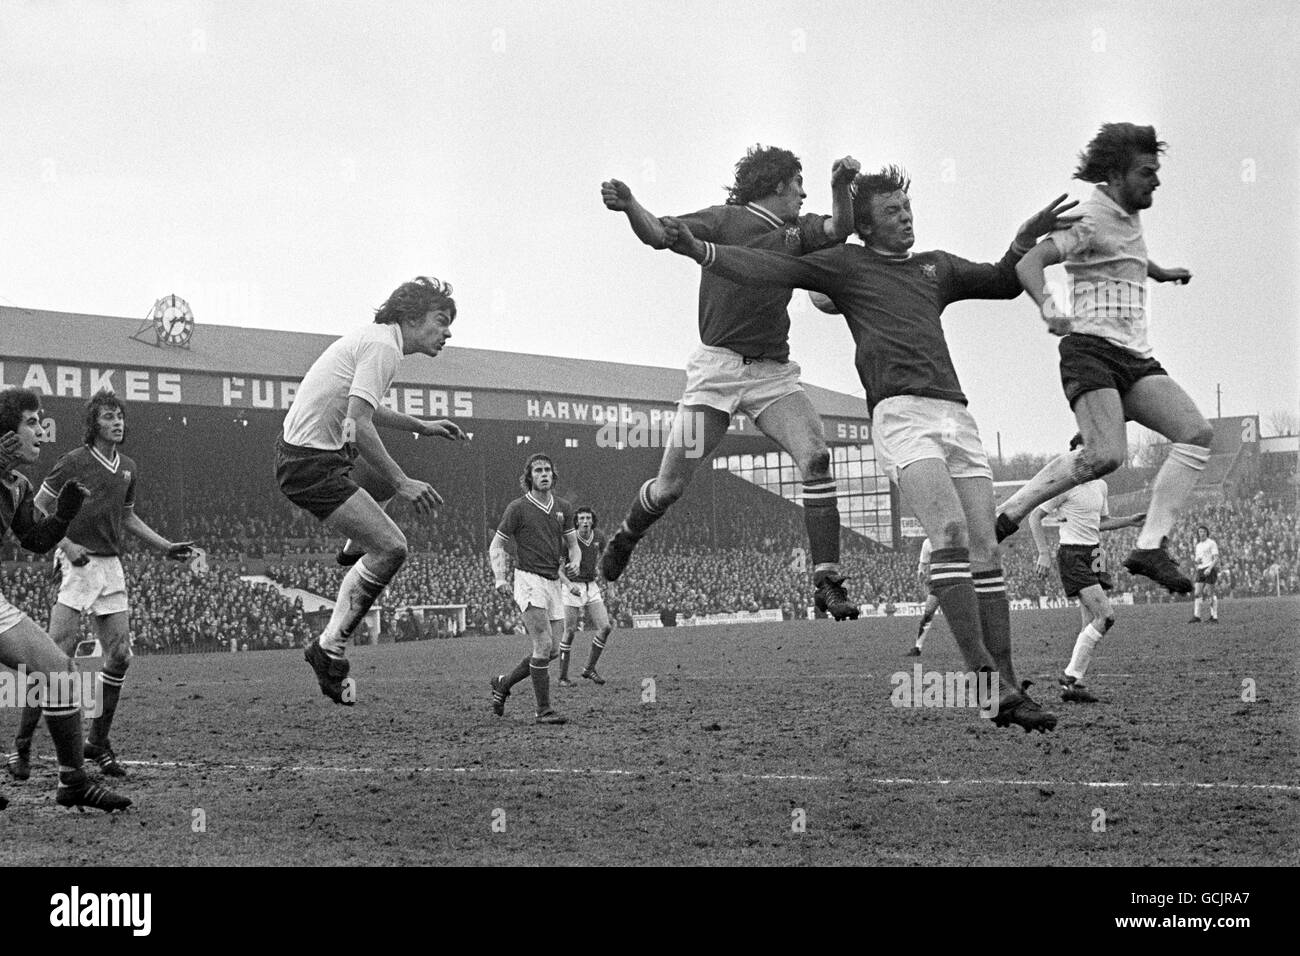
[681,344,803,419]
[872,395,992,482]
[514,570,564,619]
[562,581,604,609]
[55,551,129,616]
[0,595,28,636]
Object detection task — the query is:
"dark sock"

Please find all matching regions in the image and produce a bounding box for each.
[88,666,127,746]
[501,655,533,691]
[586,627,610,670]
[802,479,841,566]
[14,675,43,752]
[43,711,85,778]
[622,479,667,539]
[529,657,551,711]
[928,547,994,672]
[973,568,1015,686]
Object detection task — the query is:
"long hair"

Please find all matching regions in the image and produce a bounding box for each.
[1074,123,1167,183]
[725,144,802,206]
[851,165,911,239]
[0,387,40,436]
[375,276,456,325]
[520,453,556,492]
[83,388,125,446]
[576,506,597,528]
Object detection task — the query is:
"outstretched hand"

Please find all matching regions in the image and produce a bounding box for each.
[1017,193,1082,247]
[601,179,634,212]
[423,419,468,441]
[660,217,702,259]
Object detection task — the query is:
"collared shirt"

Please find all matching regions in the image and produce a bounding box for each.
[35,445,138,555]
[1050,187,1152,358]
[675,202,838,362]
[1042,479,1108,547]
[282,323,404,450]
[1195,538,1220,571]
[494,492,577,579]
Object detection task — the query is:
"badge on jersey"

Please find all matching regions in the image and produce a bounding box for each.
[921,263,937,282]
[783,227,801,250]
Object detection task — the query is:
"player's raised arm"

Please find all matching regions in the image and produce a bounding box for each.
[826,156,861,240]
[345,396,442,515]
[1015,239,1071,335]
[602,178,669,249]
[663,217,844,297]
[13,480,88,554]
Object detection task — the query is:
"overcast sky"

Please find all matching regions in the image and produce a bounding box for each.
[2,0,1296,455]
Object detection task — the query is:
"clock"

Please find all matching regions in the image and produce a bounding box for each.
[150,294,195,347]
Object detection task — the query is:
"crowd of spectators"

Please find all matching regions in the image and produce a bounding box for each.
[2,483,1295,652]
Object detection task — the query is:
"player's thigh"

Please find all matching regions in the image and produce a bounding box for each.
[0,617,70,674]
[1072,388,1128,461]
[323,488,406,555]
[46,602,84,654]
[522,605,551,646]
[951,475,999,567]
[753,390,830,477]
[654,404,731,487]
[563,605,581,632]
[1077,585,1112,623]
[92,611,132,659]
[587,599,610,631]
[1122,375,1211,445]
[897,459,968,548]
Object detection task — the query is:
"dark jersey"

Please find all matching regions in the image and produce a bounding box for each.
[495,493,576,579]
[571,531,605,583]
[37,445,138,556]
[676,203,837,362]
[2,470,70,555]
[700,241,1024,414]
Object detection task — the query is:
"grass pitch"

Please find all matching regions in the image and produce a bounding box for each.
[2,597,1296,866]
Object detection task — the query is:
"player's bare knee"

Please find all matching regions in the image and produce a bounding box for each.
[105,646,132,672]
[801,448,831,481]
[1085,446,1123,477]
[936,520,969,550]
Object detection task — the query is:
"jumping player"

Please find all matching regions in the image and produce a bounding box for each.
[276,277,467,704]
[599,146,864,620]
[9,389,197,780]
[659,166,1081,732]
[0,387,130,811]
[557,507,614,686]
[907,537,941,656]
[1027,434,1145,703]
[489,454,581,724]
[1190,525,1221,623]
[993,124,1210,596]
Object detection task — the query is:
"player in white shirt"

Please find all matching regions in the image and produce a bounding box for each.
[996,124,1212,598]
[1190,525,1221,623]
[1028,434,1145,703]
[907,538,942,656]
[276,277,468,704]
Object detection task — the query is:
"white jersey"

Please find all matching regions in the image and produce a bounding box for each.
[1194,538,1220,571]
[917,538,932,573]
[1042,479,1108,546]
[282,323,404,450]
[1050,187,1152,358]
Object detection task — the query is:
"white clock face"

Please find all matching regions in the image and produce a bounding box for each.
[152,295,194,345]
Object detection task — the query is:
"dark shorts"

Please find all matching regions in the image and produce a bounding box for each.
[1059,334,1168,408]
[1057,543,1113,598]
[274,438,398,521]
[1195,567,1218,585]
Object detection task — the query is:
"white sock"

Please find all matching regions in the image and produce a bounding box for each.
[1210,596,1218,620]
[1137,443,1210,548]
[1193,597,1202,618]
[319,561,385,656]
[1000,451,1084,523]
[1065,622,1105,681]
[916,621,932,649]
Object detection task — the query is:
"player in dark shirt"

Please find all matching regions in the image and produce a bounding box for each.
[488,454,581,724]
[557,507,615,686]
[9,389,196,780]
[599,145,865,620]
[0,387,130,812]
[659,166,1080,733]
